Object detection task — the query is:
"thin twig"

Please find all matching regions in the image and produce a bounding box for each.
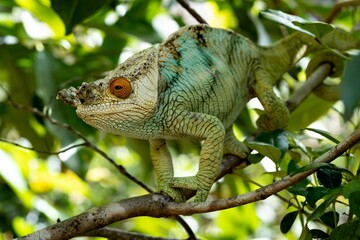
[176,0,207,24]
[0,139,88,155]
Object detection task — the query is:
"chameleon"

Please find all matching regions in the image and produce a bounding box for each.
[57,24,359,202]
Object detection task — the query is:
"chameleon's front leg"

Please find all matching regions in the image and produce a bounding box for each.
[167,111,225,202]
[254,66,290,131]
[149,139,186,202]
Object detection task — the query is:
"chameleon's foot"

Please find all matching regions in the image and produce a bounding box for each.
[223,128,250,158]
[256,112,289,131]
[158,184,186,202]
[171,176,211,202]
[224,141,250,159]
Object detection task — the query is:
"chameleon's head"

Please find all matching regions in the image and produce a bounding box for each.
[57,47,159,134]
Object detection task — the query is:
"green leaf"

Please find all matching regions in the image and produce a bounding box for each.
[260,9,333,38]
[15,0,65,37]
[247,153,264,164]
[307,188,342,222]
[50,0,111,35]
[244,141,281,162]
[280,211,298,233]
[310,229,330,238]
[290,162,329,176]
[287,160,311,196]
[317,167,342,189]
[343,179,360,198]
[319,211,339,229]
[304,128,340,144]
[299,225,312,240]
[331,219,360,240]
[306,187,329,208]
[288,184,309,196]
[292,162,352,179]
[287,159,300,175]
[292,21,334,39]
[288,94,334,131]
[256,130,289,159]
[260,9,312,35]
[341,52,360,120]
[349,191,360,218]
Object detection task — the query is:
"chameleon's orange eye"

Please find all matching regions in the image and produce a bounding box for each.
[109,77,132,99]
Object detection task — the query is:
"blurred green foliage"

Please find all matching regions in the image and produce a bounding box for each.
[0,0,359,239]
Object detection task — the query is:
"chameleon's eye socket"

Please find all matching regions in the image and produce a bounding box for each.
[109,77,132,99]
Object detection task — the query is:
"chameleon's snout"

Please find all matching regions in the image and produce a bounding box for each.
[57,86,81,107]
[57,81,106,107]
[75,82,105,104]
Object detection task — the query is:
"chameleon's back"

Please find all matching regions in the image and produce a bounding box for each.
[157,24,258,128]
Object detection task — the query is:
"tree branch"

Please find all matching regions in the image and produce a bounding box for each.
[324,0,360,23]
[84,227,181,240]
[176,0,207,24]
[17,127,360,240]
[286,62,332,112]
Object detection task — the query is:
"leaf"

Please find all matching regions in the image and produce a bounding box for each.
[319,211,339,229]
[292,21,334,39]
[341,52,360,120]
[244,141,281,162]
[349,191,360,218]
[247,153,264,164]
[287,160,311,196]
[304,128,340,144]
[343,179,360,198]
[288,94,334,131]
[287,159,300,175]
[299,225,312,240]
[317,167,342,189]
[306,187,329,208]
[260,9,333,38]
[290,162,329,176]
[307,188,342,222]
[280,211,298,233]
[331,219,360,240]
[15,0,65,37]
[50,0,112,35]
[310,229,330,238]
[256,130,289,159]
[288,184,309,196]
[291,162,352,179]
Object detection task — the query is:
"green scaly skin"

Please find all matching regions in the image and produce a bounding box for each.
[57,24,359,202]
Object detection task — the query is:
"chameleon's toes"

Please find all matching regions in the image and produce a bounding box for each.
[171,176,211,202]
[224,141,250,159]
[193,189,209,202]
[158,184,186,202]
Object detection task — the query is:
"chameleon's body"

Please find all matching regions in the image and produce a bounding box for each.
[58,24,358,202]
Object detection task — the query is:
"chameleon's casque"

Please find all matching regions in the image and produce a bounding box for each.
[57,24,359,202]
